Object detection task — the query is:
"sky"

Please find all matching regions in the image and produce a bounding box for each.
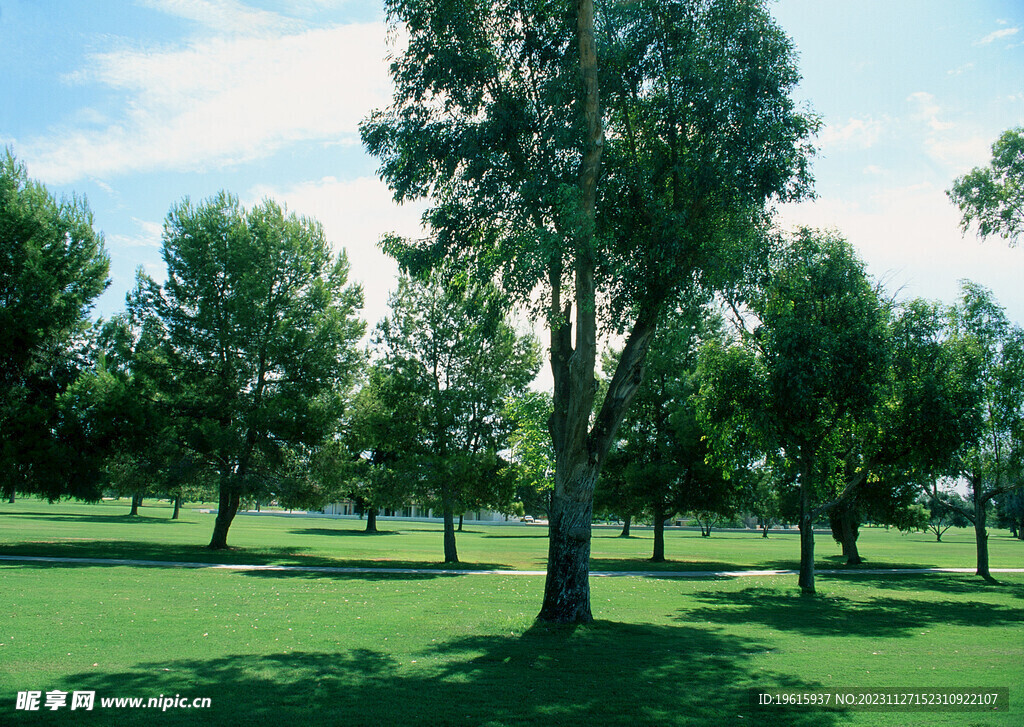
[2,0,1022,341]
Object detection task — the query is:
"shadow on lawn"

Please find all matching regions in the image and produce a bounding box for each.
[0,540,514,574]
[679,586,1023,637]
[0,510,192,525]
[288,527,402,537]
[589,557,771,573]
[828,572,1024,599]
[4,622,843,727]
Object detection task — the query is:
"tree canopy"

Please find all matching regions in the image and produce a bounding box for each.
[371,271,540,562]
[364,0,817,623]
[948,127,1024,246]
[1,150,110,501]
[129,193,365,548]
[698,229,975,593]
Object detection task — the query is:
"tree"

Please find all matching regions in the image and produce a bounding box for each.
[994,487,1024,540]
[599,304,731,560]
[363,0,815,623]
[130,193,365,549]
[698,230,973,593]
[339,361,428,533]
[372,272,540,562]
[930,282,1024,580]
[503,390,556,518]
[699,230,889,592]
[0,151,110,502]
[920,486,971,542]
[948,127,1024,246]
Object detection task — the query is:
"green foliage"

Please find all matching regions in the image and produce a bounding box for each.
[371,271,540,556]
[366,0,817,619]
[502,390,555,516]
[948,126,1024,246]
[699,230,889,498]
[365,0,817,325]
[932,283,1024,564]
[598,304,735,544]
[0,150,110,501]
[697,229,979,588]
[129,193,365,547]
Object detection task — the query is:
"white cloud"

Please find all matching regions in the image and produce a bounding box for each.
[977,27,1020,45]
[902,92,991,172]
[246,176,428,331]
[23,21,391,184]
[907,91,953,131]
[946,62,974,76]
[923,134,991,172]
[817,116,887,151]
[106,217,164,250]
[139,0,302,35]
[776,185,1023,322]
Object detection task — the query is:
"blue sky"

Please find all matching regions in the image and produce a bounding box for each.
[2,0,1022,334]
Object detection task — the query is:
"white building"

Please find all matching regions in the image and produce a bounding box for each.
[321,499,513,523]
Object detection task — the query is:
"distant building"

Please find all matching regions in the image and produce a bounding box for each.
[322,499,512,523]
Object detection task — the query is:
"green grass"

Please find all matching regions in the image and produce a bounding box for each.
[1,498,1022,726]
[2,497,1021,572]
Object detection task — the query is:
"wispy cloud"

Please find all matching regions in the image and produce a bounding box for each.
[817,116,887,151]
[906,91,989,171]
[138,0,302,35]
[107,217,164,249]
[977,27,1020,45]
[776,184,1022,310]
[247,176,427,330]
[21,18,391,184]
[907,91,953,131]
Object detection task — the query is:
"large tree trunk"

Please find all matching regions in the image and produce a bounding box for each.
[129,492,143,516]
[365,507,377,533]
[798,483,816,595]
[651,504,666,562]
[208,480,240,550]
[7,492,14,504]
[538,0,659,624]
[539,463,598,623]
[443,505,459,563]
[829,500,863,565]
[972,482,994,582]
[172,495,182,520]
[619,514,631,538]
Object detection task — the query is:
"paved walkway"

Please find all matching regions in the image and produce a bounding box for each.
[2,554,1023,578]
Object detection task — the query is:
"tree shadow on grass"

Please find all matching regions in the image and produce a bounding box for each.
[2,622,844,727]
[679,586,1023,638]
[288,528,402,537]
[0,540,513,574]
[0,510,193,525]
[0,540,331,566]
[588,558,767,573]
[826,572,1024,599]
[759,559,946,572]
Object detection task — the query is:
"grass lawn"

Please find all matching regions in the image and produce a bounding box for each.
[2,498,1022,726]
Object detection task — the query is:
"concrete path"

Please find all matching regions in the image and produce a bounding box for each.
[2,554,1023,578]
